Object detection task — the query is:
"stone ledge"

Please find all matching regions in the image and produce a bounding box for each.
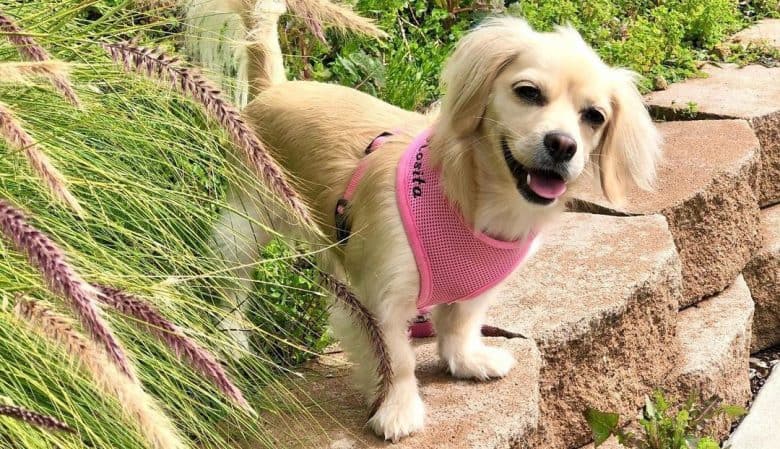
[731,19,780,49]
[645,64,780,206]
[673,275,754,440]
[259,337,541,449]
[579,276,754,449]
[569,120,762,306]
[744,204,780,353]
[494,213,681,449]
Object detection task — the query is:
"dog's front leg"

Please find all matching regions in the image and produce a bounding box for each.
[433,292,516,380]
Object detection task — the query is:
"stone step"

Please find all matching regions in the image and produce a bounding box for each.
[644,64,780,206]
[731,19,780,49]
[569,120,762,306]
[673,275,754,440]
[579,276,754,449]
[493,213,681,449]
[255,213,682,449]
[261,337,541,449]
[744,204,780,353]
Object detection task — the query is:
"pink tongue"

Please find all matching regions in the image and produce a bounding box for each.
[528,173,567,199]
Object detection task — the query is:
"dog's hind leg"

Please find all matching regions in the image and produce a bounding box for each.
[330,290,425,442]
[212,186,274,353]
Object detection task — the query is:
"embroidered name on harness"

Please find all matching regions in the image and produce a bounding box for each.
[396,128,538,312]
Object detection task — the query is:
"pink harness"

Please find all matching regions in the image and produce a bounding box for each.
[336,128,537,337]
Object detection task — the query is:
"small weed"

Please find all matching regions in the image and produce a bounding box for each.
[585,390,747,449]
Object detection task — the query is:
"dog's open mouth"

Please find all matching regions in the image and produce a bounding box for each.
[501,138,567,205]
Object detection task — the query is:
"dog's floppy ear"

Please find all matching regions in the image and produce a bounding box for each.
[598,69,662,205]
[439,18,532,137]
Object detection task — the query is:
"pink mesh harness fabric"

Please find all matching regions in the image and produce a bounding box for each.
[396,128,538,312]
[335,128,538,337]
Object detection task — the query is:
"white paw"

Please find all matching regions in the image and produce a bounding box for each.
[445,345,516,380]
[367,384,425,443]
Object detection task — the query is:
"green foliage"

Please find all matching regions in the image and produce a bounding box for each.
[285,0,775,102]
[0,2,326,448]
[584,391,747,449]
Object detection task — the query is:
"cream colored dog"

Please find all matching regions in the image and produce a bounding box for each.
[212,1,661,442]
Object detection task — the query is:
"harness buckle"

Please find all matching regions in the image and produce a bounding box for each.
[335,198,351,245]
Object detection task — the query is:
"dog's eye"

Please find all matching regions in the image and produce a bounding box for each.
[582,108,605,126]
[513,84,544,104]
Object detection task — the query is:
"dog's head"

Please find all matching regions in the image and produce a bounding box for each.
[438,18,661,207]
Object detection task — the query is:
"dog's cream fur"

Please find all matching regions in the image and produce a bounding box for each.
[212,1,661,441]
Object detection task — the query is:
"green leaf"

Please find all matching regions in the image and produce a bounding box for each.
[584,408,621,447]
[696,436,720,449]
[720,405,747,418]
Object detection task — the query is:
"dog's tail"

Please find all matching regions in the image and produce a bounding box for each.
[185,0,385,104]
[243,0,288,97]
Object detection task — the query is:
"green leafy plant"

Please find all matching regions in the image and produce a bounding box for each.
[585,391,747,449]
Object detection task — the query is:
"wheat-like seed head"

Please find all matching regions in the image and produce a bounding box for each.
[0,404,74,433]
[0,12,81,107]
[0,103,85,216]
[285,0,387,42]
[102,41,317,232]
[14,298,188,449]
[95,285,255,414]
[0,200,131,378]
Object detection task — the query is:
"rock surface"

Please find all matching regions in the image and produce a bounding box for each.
[727,365,780,449]
[258,213,681,449]
[674,275,754,440]
[579,277,754,449]
[260,336,541,449]
[744,204,780,353]
[645,64,780,206]
[731,19,780,48]
[569,120,762,305]
[479,213,681,449]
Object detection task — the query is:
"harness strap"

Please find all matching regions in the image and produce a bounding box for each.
[332,130,439,339]
[334,131,394,244]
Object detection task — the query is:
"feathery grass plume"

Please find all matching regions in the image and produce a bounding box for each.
[103,41,393,416]
[0,60,71,85]
[14,298,188,449]
[0,200,132,378]
[0,103,84,216]
[0,12,81,107]
[103,41,314,230]
[285,0,387,42]
[94,285,254,414]
[0,404,75,434]
[319,271,390,418]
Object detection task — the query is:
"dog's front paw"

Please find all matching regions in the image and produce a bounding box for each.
[445,345,516,380]
[367,384,425,443]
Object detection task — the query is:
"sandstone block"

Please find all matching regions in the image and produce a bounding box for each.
[674,275,754,440]
[570,120,762,305]
[260,337,541,449]
[645,64,780,206]
[731,19,780,49]
[744,204,780,353]
[494,213,681,449]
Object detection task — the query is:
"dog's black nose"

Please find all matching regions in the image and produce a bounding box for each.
[544,132,577,162]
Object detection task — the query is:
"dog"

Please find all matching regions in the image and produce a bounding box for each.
[210,1,661,442]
